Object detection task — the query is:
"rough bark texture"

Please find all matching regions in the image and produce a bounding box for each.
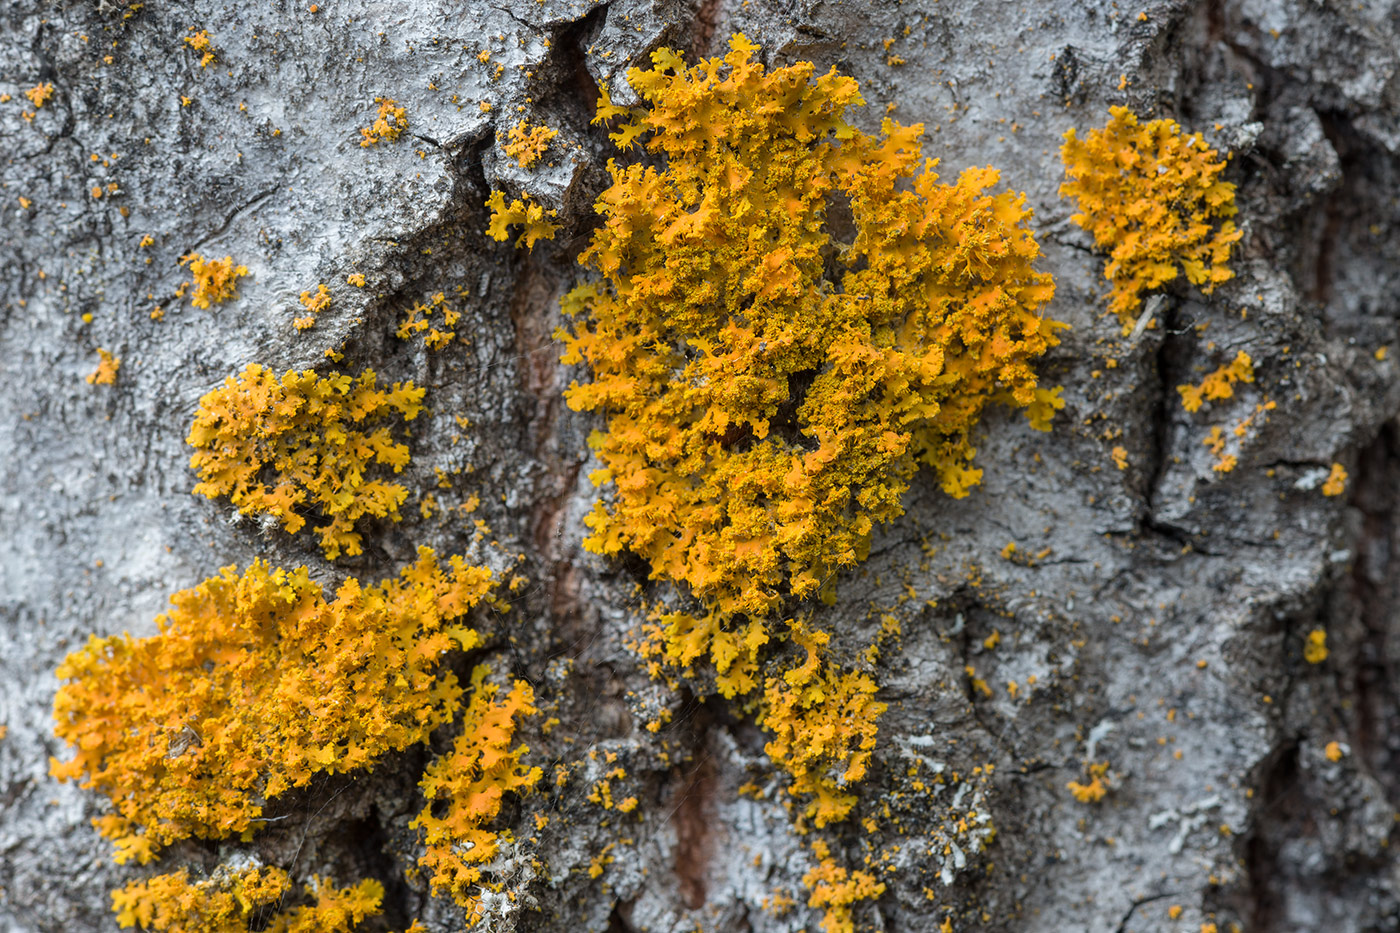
[2,1,1399,932]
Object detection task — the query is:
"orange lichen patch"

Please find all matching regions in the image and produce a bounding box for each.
[485,190,559,248]
[179,254,248,309]
[1202,425,1237,473]
[51,548,496,864]
[1067,761,1110,803]
[183,30,216,68]
[412,665,541,921]
[346,273,366,287]
[1304,628,1328,664]
[803,839,886,933]
[397,291,462,349]
[1111,445,1128,470]
[563,35,1061,682]
[111,865,388,933]
[502,120,558,168]
[86,348,121,385]
[295,283,331,331]
[1324,740,1344,762]
[1178,351,1253,412]
[1322,462,1347,497]
[1061,106,1240,329]
[759,629,885,826]
[187,364,424,559]
[25,82,54,108]
[359,97,407,147]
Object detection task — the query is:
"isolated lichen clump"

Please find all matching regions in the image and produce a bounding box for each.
[561,36,1062,696]
[111,866,390,933]
[179,253,248,309]
[1178,350,1253,412]
[50,548,494,864]
[1060,106,1240,328]
[412,665,542,920]
[187,363,424,559]
[502,119,557,168]
[359,97,407,147]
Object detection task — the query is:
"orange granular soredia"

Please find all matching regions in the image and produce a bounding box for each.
[411,665,541,922]
[502,119,558,168]
[561,35,1062,698]
[1061,106,1240,330]
[50,548,497,864]
[187,363,424,559]
[111,865,389,933]
[180,254,248,309]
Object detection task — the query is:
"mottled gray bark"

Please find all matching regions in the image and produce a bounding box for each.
[3,1,1400,932]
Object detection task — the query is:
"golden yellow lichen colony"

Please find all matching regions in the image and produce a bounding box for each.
[555,35,1061,931]
[359,97,408,147]
[1177,350,1253,412]
[485,189,560,248]
[111,866,388,933]
[187,363,424,559]
[760,625,885,826]
[397,290,462,349]
[562,34,1061,693]
[86,348,121,385]
[1060,106,1240,329]
[179,253,248,309]
[503,119,558,168]
[295,282,331,331]
[412,665,542,920]
[50,548,496,864]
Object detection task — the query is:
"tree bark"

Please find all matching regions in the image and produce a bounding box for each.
[3,1,1399,931]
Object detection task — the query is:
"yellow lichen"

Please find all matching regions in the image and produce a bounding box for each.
[397,290,462,349]
[411,666,541,922]
[1322,462,1347,497]
[111,865,385,933]
[1061,106,1240,329]
[759,627,885,826]
[295,283,331,331]
[562,38,1058,929]
[86,348,121,385]
[485,190,559,248]
[1067,761,1111,803]
[1178,351,1253,412]
[187,364,424,559]
[359,97,408,147]
[180,254,248,309]
[503,120,558,168]
[803,839,886,933]
[183,29,216,68]
[563,35,1061,689]
[1324,740,1343,762]
[51,548,496,864]
[25,82,54,108]
[1304,628,1328,664]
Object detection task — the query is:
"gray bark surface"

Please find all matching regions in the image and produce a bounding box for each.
[2,1,1399,931]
